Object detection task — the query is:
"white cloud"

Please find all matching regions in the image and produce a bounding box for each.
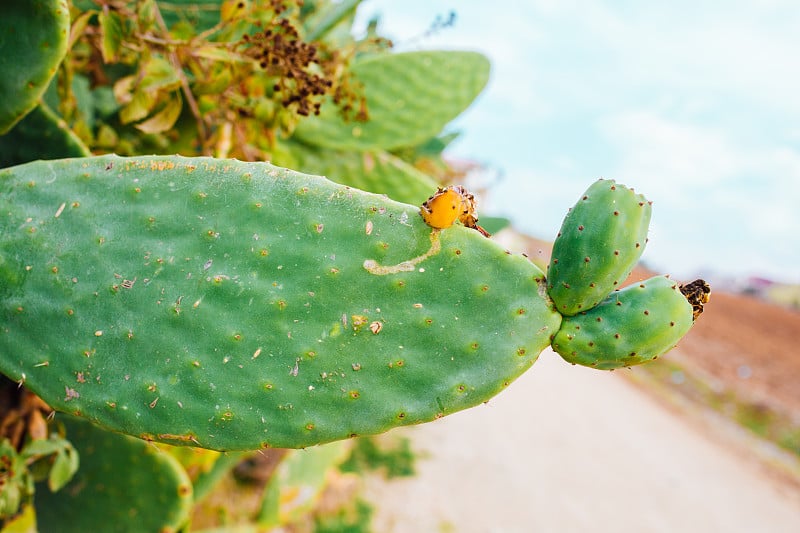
[600,112,738,193]
[542,2,800,106]
[599,111,800,281]
[353,1,800,281]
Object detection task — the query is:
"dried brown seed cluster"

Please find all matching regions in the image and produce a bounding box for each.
[679,279,711,320]
[244,17,332,116]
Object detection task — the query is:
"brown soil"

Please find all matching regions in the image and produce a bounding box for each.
[628,264,800,419]
[676,289,800,416]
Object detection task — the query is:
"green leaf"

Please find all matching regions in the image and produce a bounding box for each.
[192,45,252,63]
[134,92,183,134]
[137,0,157,31]
[118,86,157,124]
[48,444,79,492]
[68,10,95,50]
[92,86,120,120]
[116,57,183,126]
[99,9,123,63]
[303,0,362,43]
[293,51,490,151]
[20,437,63,459]
[408,131,461,159]
[139,56,183,94]
[20,435,80,492]
[0,0,70,133]
[258,441,350,526]
[0,439,33,520]
[159,0,223,32]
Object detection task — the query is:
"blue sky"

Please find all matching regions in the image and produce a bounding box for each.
[353,1,800,283]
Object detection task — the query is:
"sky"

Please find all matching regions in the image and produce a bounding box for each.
[353,1,800,284]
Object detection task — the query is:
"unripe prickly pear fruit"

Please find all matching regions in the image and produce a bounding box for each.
[551,275,706,370]
[547,179,651,316]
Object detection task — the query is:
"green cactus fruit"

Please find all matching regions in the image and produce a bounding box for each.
[293,51,490,151]
[0,0,70,134]
[547,179,652,316]
[0,155,561,450]
[279,140,438,204]
[551,275,699,370]
[34,415,193,533]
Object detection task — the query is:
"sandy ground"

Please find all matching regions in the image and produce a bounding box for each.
[361,349,800,533]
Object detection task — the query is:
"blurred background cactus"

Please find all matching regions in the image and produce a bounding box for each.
[0,1,707,531]
[0,0,489,204]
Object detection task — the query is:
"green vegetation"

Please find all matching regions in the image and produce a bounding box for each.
[341,435,418,479]
[0,1,708,530]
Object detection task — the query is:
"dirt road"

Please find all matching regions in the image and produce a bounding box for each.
[362,349,800,532]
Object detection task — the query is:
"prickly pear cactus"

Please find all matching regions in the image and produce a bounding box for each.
[34,415,193,533]
[0,155,561,451]
[293,51,491,151]
[551,276,695,369]
[547,179,651,316]
[546,179,709,370]
[0,0,70,134]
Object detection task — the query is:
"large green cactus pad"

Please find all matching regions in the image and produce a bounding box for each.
[0,0,70,134]
[0,155,561,450]
[35,415,193,533]
[293,51,490,151]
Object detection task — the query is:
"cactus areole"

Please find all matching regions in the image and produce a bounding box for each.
[0,156,707,450]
